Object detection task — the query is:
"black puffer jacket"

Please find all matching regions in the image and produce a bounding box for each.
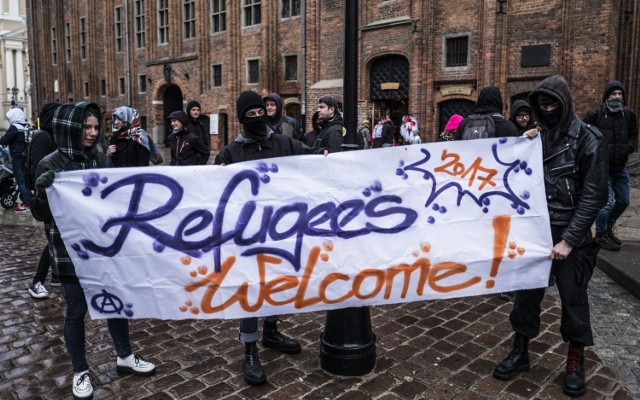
[305,112,344,153]
[529,75,608,247]
[583,80,638,172]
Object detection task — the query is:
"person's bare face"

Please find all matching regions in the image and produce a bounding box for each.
[317,103,334,120]
[265,99,277,118]
[82,115,99,148]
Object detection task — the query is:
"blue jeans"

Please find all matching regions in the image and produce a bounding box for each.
[60,282,132,373]
[11,156,31,205]
[239,315,279,343]
[595,168,630,235]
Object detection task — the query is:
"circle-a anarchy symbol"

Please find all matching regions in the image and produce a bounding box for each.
[91,289,124,315]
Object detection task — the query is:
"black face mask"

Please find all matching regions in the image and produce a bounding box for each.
[541,107,562,127]
[241,114,268,137]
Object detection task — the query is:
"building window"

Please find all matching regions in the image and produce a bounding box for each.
[118,77,125,95]
[183,0,195,39]
[284,55,297,81]
[51,27,57,65]
[83,82,89,98]
[445,35,469,68]
[115,6,123,52]
[210,0,226,33]
[101,80,106,96]
[158,0,169,44]
[281,0,300,19]
[79,17,87,59]
[243,0,261,27]
[247,59,259,84]
[211,64,222,87]
[135,0,145,48]
[64,23,71,62]
[138,74,147,93]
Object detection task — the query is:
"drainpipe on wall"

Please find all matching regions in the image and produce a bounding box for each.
[27,0,38,118]
[301,0,307,131]
[125,0,132,107]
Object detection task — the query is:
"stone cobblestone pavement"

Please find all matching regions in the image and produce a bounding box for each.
[0,221,636,399]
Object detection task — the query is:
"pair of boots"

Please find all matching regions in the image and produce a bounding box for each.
[493,334,586,397]
[595,226,622,251]
[243,320,301,386]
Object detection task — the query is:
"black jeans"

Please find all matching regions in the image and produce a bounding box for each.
[509,238,599,346]
[32,245,53,285]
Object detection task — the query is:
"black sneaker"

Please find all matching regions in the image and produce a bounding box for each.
[606,228,622,246]
[595,234,620,251]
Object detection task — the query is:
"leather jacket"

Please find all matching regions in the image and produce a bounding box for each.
[543,118,608,247]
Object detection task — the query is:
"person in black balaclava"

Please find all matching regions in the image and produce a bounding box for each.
[493,75,608,398]
[584,80,638,251]
[214,91,326,386]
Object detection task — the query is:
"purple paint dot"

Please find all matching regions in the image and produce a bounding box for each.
[432,204,440,211]
[362,188,371,197]
[371,181,382,192]
[520,161,528,169]
[398,161,405,167]
[153,241,165,252]
[396,168,404,176]
[84,172,100,187]
[483,207,489,213]
[427,216,435,224]
[269,164,278,173]
[100,176,108,184]
[517,207,525,214]
[124,309,134,317]
[525,168,532,175]
[71,243,81,251]
[82,187,92,196]
[261,174,270,183]
[511,203,518,209]
[499,137,508,144]
[522,191,530,199]
[482,198,491,205]
[514,167,520,173]
[78,251,89,259]
[126,303,133,308]
[256,162,269,173]
[439,206,447,213]
[402,174,408,180]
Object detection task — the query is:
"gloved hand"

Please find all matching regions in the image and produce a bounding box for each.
[35,170,56,190]
[522,127,540,139]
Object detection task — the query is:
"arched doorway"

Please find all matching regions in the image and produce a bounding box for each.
[163,84,183,144]
[369,55,409,126]
[438,99,475,138]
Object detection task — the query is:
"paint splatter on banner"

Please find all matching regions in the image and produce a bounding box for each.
[48,136,552,320]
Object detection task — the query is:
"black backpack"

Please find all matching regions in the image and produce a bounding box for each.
[461,113,500,140]
[22,131,55,190]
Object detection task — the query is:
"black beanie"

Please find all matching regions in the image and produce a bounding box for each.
[236,91,266,122]
[39,102,62,132]
[537,94,557,106]
[186,100,201,113]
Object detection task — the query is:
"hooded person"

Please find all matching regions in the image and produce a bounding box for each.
[493,75,608,398]
[185,100,211,159]
[509,99,536,135]
[305,95,344,153]
[0,107,32,210]
[263,92,303,140]
[583,80,638,251]
[214,90,326,387]
[166,110,209,166]
[30,102,156,400]
[456,86,518,139]
[107,106,151,167]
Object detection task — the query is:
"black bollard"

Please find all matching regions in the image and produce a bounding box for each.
[319,307,376,376]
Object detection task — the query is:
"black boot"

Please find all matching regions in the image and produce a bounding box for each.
[563,342,586,397]
[243,342,266,386]
[493,333,530,380]
[606,226,622,246]
[262,320,301,354]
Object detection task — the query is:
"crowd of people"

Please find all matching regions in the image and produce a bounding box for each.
[1,74,636,398]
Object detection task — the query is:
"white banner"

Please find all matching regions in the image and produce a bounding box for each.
[48,136,552,320]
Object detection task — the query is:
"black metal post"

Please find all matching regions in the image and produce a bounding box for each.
[320,0,376,376]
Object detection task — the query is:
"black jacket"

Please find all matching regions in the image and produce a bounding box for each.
[583,81,638,172]
[167,127,209,165]
[305,112,344,153]
[456,86,519,139]
[264,93,304,140]
[529,75,608,247]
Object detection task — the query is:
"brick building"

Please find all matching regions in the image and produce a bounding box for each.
[27,0,639,149]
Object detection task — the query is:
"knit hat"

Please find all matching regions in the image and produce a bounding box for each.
[318,95,339,112]
[236,91,266,122]
[445,114,463,131]
[186,100,201,113]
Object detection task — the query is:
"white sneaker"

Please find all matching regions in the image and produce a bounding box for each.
[28,282,49,299]
[72,371,93,399]
[116,353,156,376]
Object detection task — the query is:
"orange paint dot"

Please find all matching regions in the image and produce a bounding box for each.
[181,255,192,265]
[508,251,516,259]
[486,280,495,288]
[179,306,188,312]
[421,242,431,253]
[517,247,525,255]
[509,242,517,250]
[320,253,330,262]
[198,265,208,275]
[190,307,200,315]
[412,250,419,258]
[185,300,193,307]
[323,241,334,251]
[190,271,197,277]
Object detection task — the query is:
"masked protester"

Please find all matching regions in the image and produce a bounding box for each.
[492,75,608,398]
[214,91,326,386]
[583,81,638,251]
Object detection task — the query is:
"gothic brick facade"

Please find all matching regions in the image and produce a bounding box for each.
[27,0,639,148]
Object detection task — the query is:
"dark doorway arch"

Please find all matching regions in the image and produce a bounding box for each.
[369,55,410,127]
[163,84,183,144]
[438,99,475,138]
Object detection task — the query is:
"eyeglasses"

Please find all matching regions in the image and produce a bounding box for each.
[515,113,530,119]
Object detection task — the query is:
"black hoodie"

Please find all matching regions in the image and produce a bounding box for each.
[456,86,518,139]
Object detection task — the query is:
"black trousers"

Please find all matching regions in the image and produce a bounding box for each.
[32,244,55,284]
[509,238,599,346]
